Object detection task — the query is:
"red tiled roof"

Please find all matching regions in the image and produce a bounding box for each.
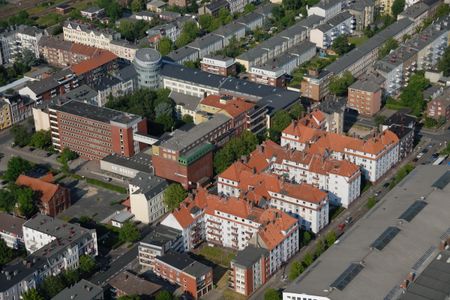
[16,175,59,204]
[200,95,254,118]
[257,208,297,250]
[71,50,117,75]
[70,43,101,57]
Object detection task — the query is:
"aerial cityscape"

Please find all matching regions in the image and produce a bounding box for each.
[0,0,449,299]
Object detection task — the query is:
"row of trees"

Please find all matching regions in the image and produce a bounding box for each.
[288,231,337,280]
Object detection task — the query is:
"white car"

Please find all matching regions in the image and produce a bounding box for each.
[416,153,424,159]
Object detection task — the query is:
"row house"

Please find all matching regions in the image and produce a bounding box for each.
[309,12,356,49]
[0,214,98,300]
[160,188,299,270]
[0,99,12,130]
[281,118,400,183]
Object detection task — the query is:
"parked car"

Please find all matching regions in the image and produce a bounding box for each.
[345,216,353,224]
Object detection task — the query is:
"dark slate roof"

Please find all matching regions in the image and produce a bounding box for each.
[205,0,229,12]
[236,12,263,27]
[0,212,25,237]
[25,69,74,95]
[129,171,168,199]
[389,124,413,140]
[383,111,417,127]
[157,251,195,270]
[115,64,137,82]
[233,245,269,268]
[102,152,152,174]
[52,280,103,300]
[169,91,201,111]
[141,224,181,247]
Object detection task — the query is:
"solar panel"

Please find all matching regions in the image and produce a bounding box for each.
[432,171,450,189]
[398,200,427,222]
[330,263,364,291]
[370,226,401,251]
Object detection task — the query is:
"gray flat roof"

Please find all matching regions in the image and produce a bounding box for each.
[0,213,25,237]
[187,34,223,50]
[129,171,168,198]
[399,2,429,19]
[102,152,152,174]
[167,46,199,62]
[52,280,103,300]
[236,12,263,26]
[213,22,246,38]
[141,224,181,247]
[284,165,450,299]
[51,100,141,125]
[233,245,269,268]
[169,90,201,111]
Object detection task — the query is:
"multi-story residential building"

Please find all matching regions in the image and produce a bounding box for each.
[200,55,237,76]
[218,165,330,232]
[348,0,375,31]
[212,23,246,46]
[281,118,400,182]
[427,89,450,120]
[80,6,105,20]
[147,23,181,44]
[230,245,269,296]
[0,214,97,300]
[348,74,384,116]
[129,172,169,224]
[154,252,213,299]
[376,0,394,15]
[1,93,35,124]
[138,224,183,269]
[19,69,78,103]
[198,0,229,16]
[169,0,189,8]
[71,50,119,85]
[0,212,26,249]
[0,99,12,130]
[236,12,265,31]
[317,96,346,134]
[109,271,162,299]
[147,0,167,12]
[38,36,104,67]
[301,17,415,101]
[226,0,252,13]
[309,12,355,49]
[0,25,43,65]
[307,0,342,20]
[398,1,429,25]
[47,100,148,160]
[186,34,224,59]
[53,280,103,300]
[152,114,232,188]
[16,174,71,217]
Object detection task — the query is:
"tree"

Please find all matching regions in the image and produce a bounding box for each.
[30,130,51,150]
[0,239,13,266]
[315,239,325,257]
[391,0,405,17]
[301,231,312,246]
[0,190,16,212]
[164,183,188,211]
[175,21,199,48]
[244,3,256,14]
[424,116,438,128]
[158,37,173,56]
[269,110,292,143]
[4,157,32,182]
[325,231,336,248]
[302,252,314,267]
[182,114,194,124]
[374,115,386,127]
[119,221,140,243]
[79,255,97,276]
[378,38,399,58]
[435,4,450,18]
[331,35,354,55]
[289,103,304,119]
[40,275,66,299]
[397,73,430,116]
[329,71,355,96]
[97,0,122,21]
[282,0,302,10]
[59,148,78,162]
[63,269,80,286]
[218,7,233,25]
[118,295,141,300]
[199,14,214,32]
[11,124,31,147]
[131,0,145,12]
[288,261,303,280]
[438,47,450,76]
[155,291,173,300]
[21,289,44,300]
[441,142,450,155]
[15,186,36,218]
[264,288,281,300]
[119,20,149,41]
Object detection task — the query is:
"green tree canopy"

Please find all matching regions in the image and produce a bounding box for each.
[15,186,37,218]
[118,295,141,300]
[329,71,355,96]
[30,130,52,150]
[164,183,188,211]
[331,35,354,56]
[325,231,337,248]
[119,20,149,41]
[79,255,97,276]
[0,190,16,213]
[0,239,13,266]
[378,37,399,58]
[391,0,405,17]
[182,114,194,124]
[269,110,292,143]
[4,157,32,182]
[119,221,141,243]
[155,290,174,300]
[21,288,44,300]
[11,124,31,147]
[96,0,122,20]
[175,21,199,48]
[40,275,66,299]
[264,288,281,300]
[438,46,450,76]
[158,37,173,56]
[131,0,145,12]
[398,73,429,116]
[289,103,305,119]
[244,3,256,14]
[288,261,304,280]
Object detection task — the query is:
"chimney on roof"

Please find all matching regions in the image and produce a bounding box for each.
[241,155,248,163]
[252,167,256,174]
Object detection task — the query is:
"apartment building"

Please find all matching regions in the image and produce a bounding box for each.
[53,280,103,300]
[281,118,400,182]
[147,0,167,12]
[71,51,119,85]
[348,0,375,31]
[0,99,12,130]
[138,224,183,269]
[301,18,415,101]
[160,188,300,271]
[0,213,25,249]
[16,174,71,217]
[152,114,231,188]
[200,55,237,76]
[0,25,43,65]
[236,12,265,31]
[398,1,429,25]
[427,89,450,120]
[381,111,417,159]
[198,0,229,16]
[186,34,224,59]
[309,12,355,49]
[348,74,384,116]
[109,271,162,299]
[218,164,330,232]
[0,93,35,126]
[129,172,168,224]
[307,0,342,20]
[212,23,246,46]
[47,100,147,160]
[230,245,269,296]
[154,252,213,299]
[0,215,97,300]
[19,69,78,102]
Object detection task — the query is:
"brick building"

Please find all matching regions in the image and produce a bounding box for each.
[154,252,213,299]
[200,55,236,76]
[427,90,450,120]
[16,175,70,217]
[48,100,147,160]
[108,271,161,299]
[347,75,384,116]
[70,51,119,85]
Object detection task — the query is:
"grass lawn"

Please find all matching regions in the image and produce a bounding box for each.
[198,245,236,267]
[36,13,64,27]
[85,178,127,194]
[349,35,369,46]
[223,289,247,300]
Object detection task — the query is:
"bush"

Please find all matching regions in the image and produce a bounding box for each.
[367,196,377,209]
